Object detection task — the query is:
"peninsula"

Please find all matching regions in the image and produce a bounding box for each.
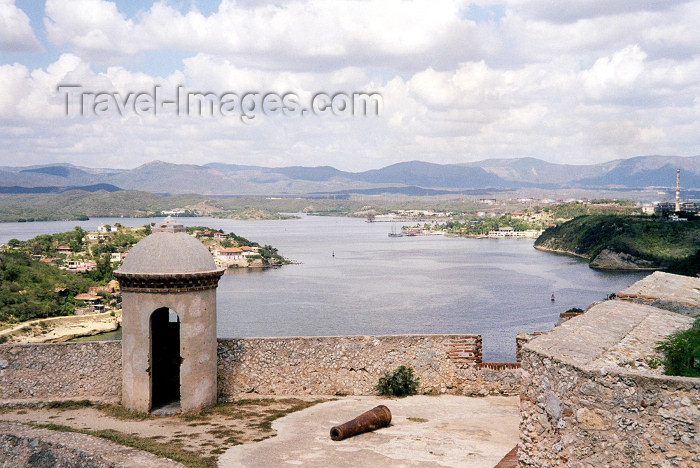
[534,215,700,273]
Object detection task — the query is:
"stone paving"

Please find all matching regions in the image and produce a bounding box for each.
[220,395,520,468]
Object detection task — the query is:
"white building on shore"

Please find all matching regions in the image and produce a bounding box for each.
[487,227,543,239]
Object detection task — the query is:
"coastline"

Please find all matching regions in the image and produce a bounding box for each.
[532,244,588,260]
[0,311,121,344]
[534,244,664,271]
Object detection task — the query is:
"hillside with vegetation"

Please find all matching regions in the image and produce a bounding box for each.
[0,250,97,325]
[0,224,288,331]
[0,190,294,222]
[534,215,700,273]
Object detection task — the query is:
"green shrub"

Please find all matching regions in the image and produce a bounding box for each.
[565,307,584,313]
[375,365,420,397]
[656,317,700,377]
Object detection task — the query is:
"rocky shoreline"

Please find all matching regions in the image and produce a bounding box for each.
[534,244,662,271]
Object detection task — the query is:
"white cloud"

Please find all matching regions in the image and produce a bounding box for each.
[582,45,647,100]
[0,0,41,51]
[2,1,700,170]
[503,0,695,23]
[45,0,483,71]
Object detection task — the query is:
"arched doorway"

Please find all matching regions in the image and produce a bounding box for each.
[150,307,181,411]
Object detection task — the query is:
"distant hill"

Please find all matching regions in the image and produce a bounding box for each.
[0,190,206,222]
[312,185,463,196]
[350,161,507,188]
[462,157,612,185]
[0,184,123,194]
[1,155,698,195]
[575,156,700,187]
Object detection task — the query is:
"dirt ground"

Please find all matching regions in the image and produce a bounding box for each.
[0,397,325,468]
[1,395,520,467]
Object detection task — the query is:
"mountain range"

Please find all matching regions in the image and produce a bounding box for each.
[1,155,698,196]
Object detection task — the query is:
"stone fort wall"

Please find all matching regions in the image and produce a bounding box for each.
[217,335,520,398]
[0,334,520,403]
[0,341,122,402]
[519,301,699,467]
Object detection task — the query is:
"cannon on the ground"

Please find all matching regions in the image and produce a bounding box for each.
[330,405,392,441]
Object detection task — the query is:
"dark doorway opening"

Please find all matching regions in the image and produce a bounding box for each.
[150,307,180,411]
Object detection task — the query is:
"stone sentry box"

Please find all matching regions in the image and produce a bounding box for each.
[114,217,224,413]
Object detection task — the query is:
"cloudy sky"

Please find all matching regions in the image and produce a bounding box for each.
[0,0,699,171]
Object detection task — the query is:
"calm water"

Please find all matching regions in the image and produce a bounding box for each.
[0,215,649,361]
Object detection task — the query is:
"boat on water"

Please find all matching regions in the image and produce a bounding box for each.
[388,224,404,237]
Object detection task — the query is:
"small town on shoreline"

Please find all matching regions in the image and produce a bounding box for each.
[0,219,290,344]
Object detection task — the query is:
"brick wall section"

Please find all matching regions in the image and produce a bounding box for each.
[479,362,520,370]
[0,341,122,402]
[217,334,520,398]
[557,310,584,324]
[445,336,482,363]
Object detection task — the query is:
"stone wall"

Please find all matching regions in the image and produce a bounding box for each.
[519,301,699,467]
[616,271,700,317]
[0,341,122,402]
[217,334,520,398]
[0,334,521,404]
[516,332,545,362]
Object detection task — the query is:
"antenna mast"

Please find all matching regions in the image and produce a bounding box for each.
[675,169,681,213]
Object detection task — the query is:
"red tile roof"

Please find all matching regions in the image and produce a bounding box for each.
[219,248,242,253]
[74,293,101,301]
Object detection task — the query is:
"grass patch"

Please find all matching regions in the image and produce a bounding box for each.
[251,399,323,432]
[45,400,93,410]
[233,398,277,406]
[656,316,700,377]
[96,403,152,421]
[206,428,239,438]
[375,365,420,397]
[181,398,321,423]
[407,417,428,423]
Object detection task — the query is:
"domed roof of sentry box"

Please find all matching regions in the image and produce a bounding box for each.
[116,217,219,275]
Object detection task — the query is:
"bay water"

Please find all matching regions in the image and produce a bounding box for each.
[0,215,648,361]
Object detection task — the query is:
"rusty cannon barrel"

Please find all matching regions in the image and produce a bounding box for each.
[330,405,392,441]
